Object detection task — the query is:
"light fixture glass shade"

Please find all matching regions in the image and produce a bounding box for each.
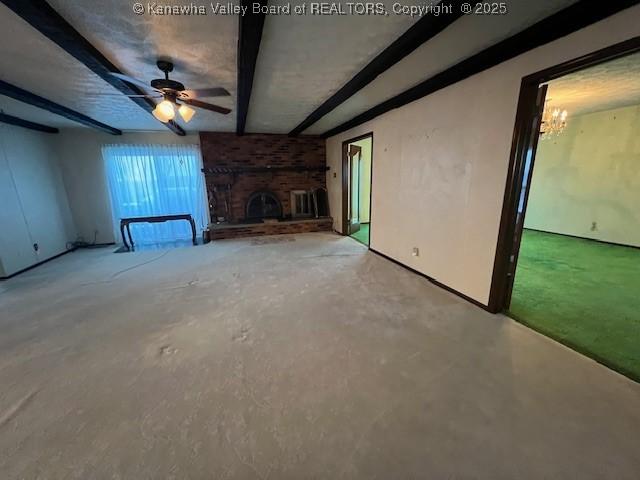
[152,107,169,123]
[152,100,175,123]
[158,100,176,119]
[178,104,196,123]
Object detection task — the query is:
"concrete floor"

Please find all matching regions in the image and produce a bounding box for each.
[1,232,639,479]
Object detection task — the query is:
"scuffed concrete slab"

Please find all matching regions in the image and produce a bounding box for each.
[1,232,639,479]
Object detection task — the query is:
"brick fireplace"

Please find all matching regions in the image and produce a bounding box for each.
[199,132,332,239]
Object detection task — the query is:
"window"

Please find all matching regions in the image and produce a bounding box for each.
[103,144,207,245]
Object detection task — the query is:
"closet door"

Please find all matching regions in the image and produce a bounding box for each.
[6,134,71,261]
[0,134,37,275]
[0,125,73,275]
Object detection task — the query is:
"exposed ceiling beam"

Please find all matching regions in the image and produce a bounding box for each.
[0,111,59,133]
[0,79,120,134]
[289,1,470,136]
[0,0,185,136]
[236,0,267,135]
[322,0,640,138]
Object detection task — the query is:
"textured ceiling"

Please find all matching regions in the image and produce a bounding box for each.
[305,0,579,134]
[48,0,237,133]
[0,1,237,133]
[545,51,640,116]
[3,0,622,136]
[246,0,419,133]
[0,3,159,131]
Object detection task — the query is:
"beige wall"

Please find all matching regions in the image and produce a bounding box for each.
[326,6,640,305]
[55,130,200,244]
[525,104,640,247]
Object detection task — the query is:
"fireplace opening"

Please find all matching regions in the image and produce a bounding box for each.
[246,190,283,220]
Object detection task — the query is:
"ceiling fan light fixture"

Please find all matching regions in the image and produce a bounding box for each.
[152,107,169,123]
[110,62,231,123]
[153,99,175,123]
[178,104,196,123]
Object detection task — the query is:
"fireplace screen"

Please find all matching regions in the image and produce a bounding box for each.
[246,191,282,219]
[291,190,313,218]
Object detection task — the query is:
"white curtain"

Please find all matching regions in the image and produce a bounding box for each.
[103,144,208,245]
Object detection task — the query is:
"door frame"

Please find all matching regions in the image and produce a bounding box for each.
[347,144,362,235]
[487,36,640,313]
[341,132,374,239]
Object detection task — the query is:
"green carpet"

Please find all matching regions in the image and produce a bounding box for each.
[350,224,370,246]
[509,229,640,382]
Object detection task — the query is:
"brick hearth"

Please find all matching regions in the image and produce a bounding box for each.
[209,218,333,240]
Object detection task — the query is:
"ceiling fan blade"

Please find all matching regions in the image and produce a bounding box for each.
[180,87,230,99]
[181,98,231,115]
[108,72,160,92]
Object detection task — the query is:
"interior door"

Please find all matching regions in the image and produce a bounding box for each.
[504,84,548,307]
[348,145,361,235]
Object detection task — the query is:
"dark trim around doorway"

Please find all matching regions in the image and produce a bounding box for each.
[487,36,640,313]
[341,132,374,239]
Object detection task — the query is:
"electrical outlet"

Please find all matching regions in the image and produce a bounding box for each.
[333,172,337,178]
[33,243,39,252]
[412,247,419,257]
[591,222,597,231]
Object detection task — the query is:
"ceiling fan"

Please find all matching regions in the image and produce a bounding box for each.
[109,60,231,123]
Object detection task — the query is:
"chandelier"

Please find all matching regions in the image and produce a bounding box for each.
[540,105,568,139]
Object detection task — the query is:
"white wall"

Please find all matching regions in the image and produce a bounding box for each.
[0,124,76,277]
[525,104,640,247]
[326,6,640,305]
[54,130,200,244]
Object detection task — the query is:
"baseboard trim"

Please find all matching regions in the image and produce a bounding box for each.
[0,248,75,280]
[524,228,640,250]
[75,242,116,249]
[368,247,491,312]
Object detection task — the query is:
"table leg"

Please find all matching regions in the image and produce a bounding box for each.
[127,224,134,250]
[189,218,197,245]
[120,223,129,250]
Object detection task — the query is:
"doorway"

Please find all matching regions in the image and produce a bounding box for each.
[491,38,640,382]
[342,133,373,246]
